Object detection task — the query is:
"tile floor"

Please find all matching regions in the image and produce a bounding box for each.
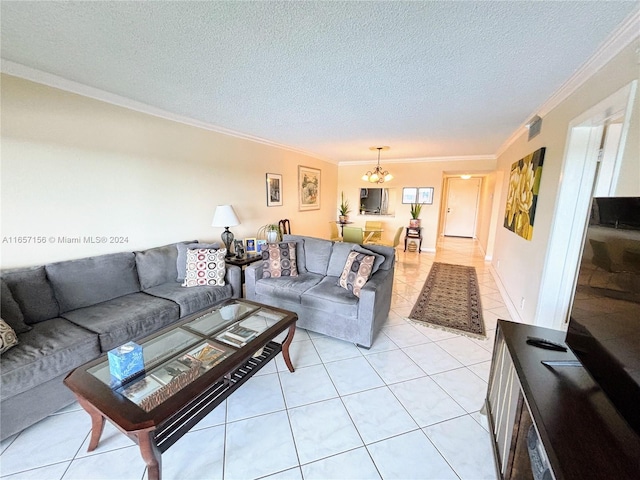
[0,237,509,480]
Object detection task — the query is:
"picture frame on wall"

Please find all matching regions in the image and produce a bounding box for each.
[418,187,434,205]
[266,173,283,207]
[245,238,257,254]
[402,187,418,204]
[298,166,321,211]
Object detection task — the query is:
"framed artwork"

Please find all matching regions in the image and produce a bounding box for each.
[402,187,417,204]
[245,238,257,254]
[503,147,546,241]
[256,239,267,253]
[418,187,434,205]
[266,173,283,207]
[298,166,321,211]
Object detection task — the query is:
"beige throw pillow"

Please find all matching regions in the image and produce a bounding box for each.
[0,318,19,354]
[262,242,298,278]
[338,251,375,297]
[182,248,227,287]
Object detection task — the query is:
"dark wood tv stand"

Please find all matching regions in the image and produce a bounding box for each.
[486,320,640,480]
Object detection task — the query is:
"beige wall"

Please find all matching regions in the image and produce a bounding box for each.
[492,41,640,325]
[0,75,338,269]
[337,159,497,251]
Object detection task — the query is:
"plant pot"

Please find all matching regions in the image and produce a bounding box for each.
[339,215,349,223]
[266,230,279,243]
[409,219,421,228]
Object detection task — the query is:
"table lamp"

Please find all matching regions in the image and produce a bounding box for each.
[211,205,240,257]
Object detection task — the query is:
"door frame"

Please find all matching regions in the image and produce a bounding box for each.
[535,81,637,330]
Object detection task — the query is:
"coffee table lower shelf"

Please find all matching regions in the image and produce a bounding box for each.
[156,340,281,452]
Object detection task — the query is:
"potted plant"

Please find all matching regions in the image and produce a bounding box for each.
[257,223,281,243]
[410,203,423,228]
[339,191,351,223]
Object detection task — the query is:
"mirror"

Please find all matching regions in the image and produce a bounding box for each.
[359,188,390,215]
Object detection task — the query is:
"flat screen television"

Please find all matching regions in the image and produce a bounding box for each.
[565,196,640,436]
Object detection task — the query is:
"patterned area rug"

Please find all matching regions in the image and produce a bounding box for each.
[409,262,485,339]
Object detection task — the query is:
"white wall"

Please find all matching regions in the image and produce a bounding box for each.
[491,41,640,327]
[0,75,338,268]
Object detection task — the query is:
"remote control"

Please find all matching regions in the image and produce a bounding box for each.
[526,336,568,352]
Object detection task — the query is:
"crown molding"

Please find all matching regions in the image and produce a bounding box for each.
[0,59,336,164]
[496,8,640,158]
[339,154,496,166]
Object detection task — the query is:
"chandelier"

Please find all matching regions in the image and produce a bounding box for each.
[362,146,393,183]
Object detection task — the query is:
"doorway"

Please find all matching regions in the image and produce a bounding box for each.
[443,177,481,237]
[535,81,637,330]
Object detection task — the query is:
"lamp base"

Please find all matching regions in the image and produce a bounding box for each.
[221,227,234,258]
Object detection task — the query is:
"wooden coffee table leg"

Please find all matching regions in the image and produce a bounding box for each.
[282,323,296,373]
[76,396,106,452]
[137,428,162,480]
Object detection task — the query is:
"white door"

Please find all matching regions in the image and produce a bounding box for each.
[443,177,481,237]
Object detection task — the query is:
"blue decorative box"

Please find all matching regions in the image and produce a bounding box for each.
[108,342,144,384]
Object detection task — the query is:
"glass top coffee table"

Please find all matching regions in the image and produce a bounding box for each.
[64,299,297,480]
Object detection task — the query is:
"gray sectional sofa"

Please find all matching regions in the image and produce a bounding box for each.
[245,235,395,348]
[0,241,241,440]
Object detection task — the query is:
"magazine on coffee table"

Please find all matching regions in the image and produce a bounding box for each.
[215,324,259,348]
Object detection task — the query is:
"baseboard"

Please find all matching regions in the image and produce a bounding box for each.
[488,263,522,324]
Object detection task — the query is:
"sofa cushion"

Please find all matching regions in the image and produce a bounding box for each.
[2,267,60,324]
[0,317,101,400]
[61,292,179,351]
[262,242,298,278]
[1,279,31,333]
[46,252,141,313]
[302,277,359,318]
[176,242,219,282]
[326,242,385,278]
[182,248,227,287]
[301,237,333,275]
[144,282,233,317]
[353,243,395,271]
[255,273,323,303]
[136,242,184,290]
[338,251,375,298]
[0,319,18,354]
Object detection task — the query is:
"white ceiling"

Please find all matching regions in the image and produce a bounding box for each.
[1,1,638,163]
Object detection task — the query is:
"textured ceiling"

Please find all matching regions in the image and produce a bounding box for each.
[1,1,638,162]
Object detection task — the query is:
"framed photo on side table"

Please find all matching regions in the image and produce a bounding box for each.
[256,239,267,253]
[266,173,283,207]
[245,238,257,254]
[298,165,321,211]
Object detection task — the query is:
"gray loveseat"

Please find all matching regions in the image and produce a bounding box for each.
[245,235,395,348]
[0,241,240,440]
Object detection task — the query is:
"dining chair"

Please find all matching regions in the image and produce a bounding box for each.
[370,226,403,248]
[329,222,341,241]
[342,226,364,244]
[364,220,383,242]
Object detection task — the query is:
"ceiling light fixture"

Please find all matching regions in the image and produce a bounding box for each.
[460,174,472,180]
[362,146,392,183]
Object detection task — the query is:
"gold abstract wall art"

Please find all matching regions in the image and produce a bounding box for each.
[504,147,546,240]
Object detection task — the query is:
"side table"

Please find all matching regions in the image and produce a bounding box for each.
[225,254,263,294]
[404,227,422,253]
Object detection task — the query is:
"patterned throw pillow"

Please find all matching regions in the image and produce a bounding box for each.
[262,242,298,278]
[338,251,375,297]
[181,249,227,287]
[0,318,18,354]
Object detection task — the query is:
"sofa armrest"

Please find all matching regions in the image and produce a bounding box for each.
[356,267,395,347]
[244,262,264,300]
[225,265,242,299]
